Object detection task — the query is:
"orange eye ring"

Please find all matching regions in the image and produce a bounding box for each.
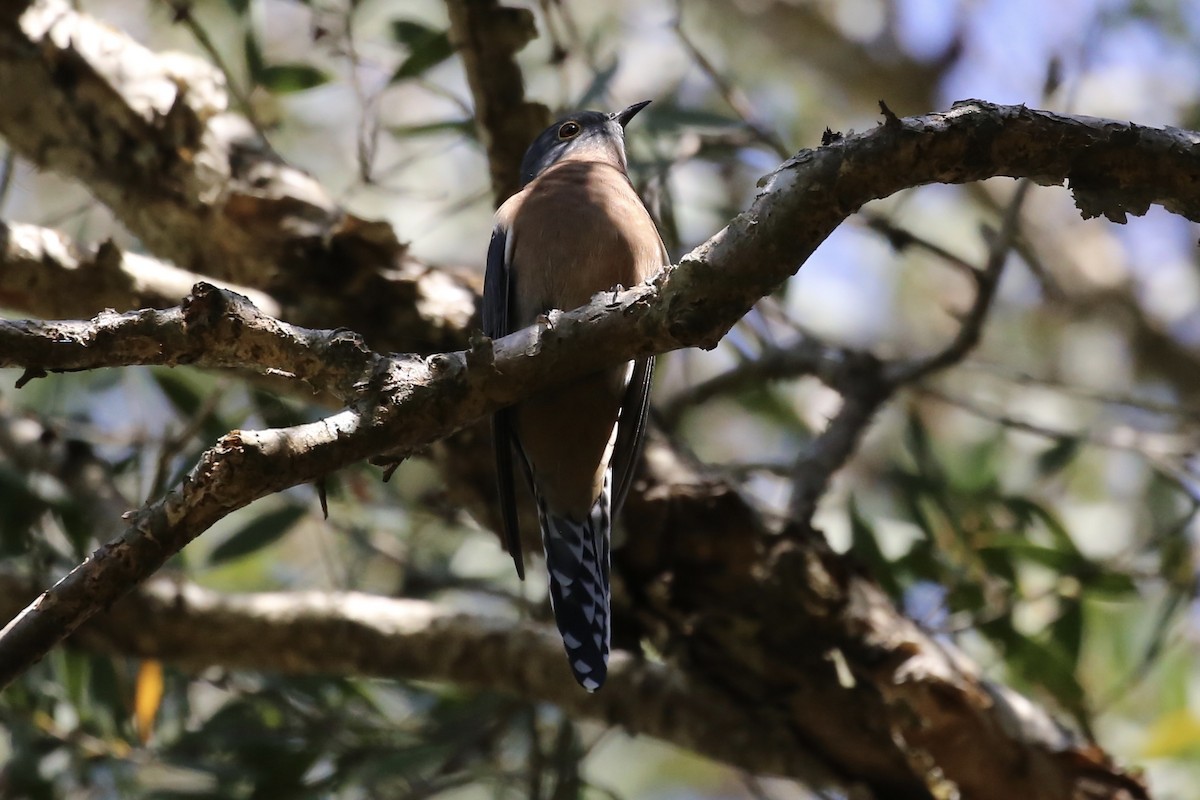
[557,121,581,139]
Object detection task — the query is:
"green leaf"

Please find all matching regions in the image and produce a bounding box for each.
[1082,571,1137,597]
[1036,436,1080,476]
[390,21,453,82]
[151,368,205,419]
[56,498,94,557]
[847,497,901,597]
[0,466,44,554]
[891,535,935,581]
[1141,710,1200,758]
[258,64,331,93]
[1005,496,1082,556]
[980,534,1080,572]
[59,648,90,711]
[1051,598,1084,668]
[149,368,230,445]
[244,29,264,82]
[981,616,1089,726]
[943,578,986,614]
[576,59,620,109]
[904,410,941,480]
[252,389,310,429]
[736,385,804,429]
[973,536,1018,584]
[387,119,476,139]
[208,504,307,565]
[646,106,744,130]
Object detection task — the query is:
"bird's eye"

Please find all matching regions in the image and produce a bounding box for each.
[557,121,581,139]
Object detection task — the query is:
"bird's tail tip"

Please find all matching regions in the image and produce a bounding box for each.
[540,499,612,692]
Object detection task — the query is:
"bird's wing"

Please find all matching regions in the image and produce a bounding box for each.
[610,355,654,516]
[483,223,525,580]
[610,233,665,517]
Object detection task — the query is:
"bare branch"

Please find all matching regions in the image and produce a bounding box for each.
[958,361,1200,423]
[0,2,474,355]
[445,0,550,204]
[786,356,889,521]
[0,570,834,786]
[0,420,1155,800]
[0,221,278,319]
[0,564,1150,799]
[917,386,1199,462]
[0,283,373,400]
[860,211,982,280]
[658,333,874,424]
[673,2,791,159]
[1,96,1192,798]
[889,180,1032,384]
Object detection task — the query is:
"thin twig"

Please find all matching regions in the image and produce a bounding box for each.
[672,1,790,160]
[147,378,229,500]
[858,211,982,280]
[338,3,381,185]
[159,0,273,147]
[888,179,1033,384]
[659,332,873,425]
[785,370,889,522]
[916,385,1199,460]
[787,181,1033,521]
[958,360,1200,423]
[0,147,16,214]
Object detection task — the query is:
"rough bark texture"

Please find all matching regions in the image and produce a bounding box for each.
[0,570,833,784]
[445,0,550,204]
[0,0,474,355]
[0,2,1183,798]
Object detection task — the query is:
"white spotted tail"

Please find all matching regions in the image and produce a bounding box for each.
[539,470,612,692]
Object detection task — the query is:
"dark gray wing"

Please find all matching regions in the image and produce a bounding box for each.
[611,232,665,518]
[483,224,525,580]
[611,356,654,516]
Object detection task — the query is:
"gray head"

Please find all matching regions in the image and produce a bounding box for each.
[518,101,651,187]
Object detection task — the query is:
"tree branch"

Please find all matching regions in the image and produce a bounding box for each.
[888,179,1030,384]
[0,220,278,319]
[657,332,873,424]
[444,0,550,205]
[0,570,835,786]
[0,284,375,400]
[0,98,1193,796]
[0,1,472,355]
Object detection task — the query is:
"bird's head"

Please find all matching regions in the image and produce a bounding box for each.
[518,100,651,186]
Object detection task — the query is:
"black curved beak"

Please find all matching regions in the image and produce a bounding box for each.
[613,100,651,128]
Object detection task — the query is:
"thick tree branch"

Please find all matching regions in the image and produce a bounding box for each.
[0,570,833,785]
[0,278,672,689]
[0,1,472,354]
[0,100,1192,796]
[0,284,375,400]
[0,220,278,319]
[444,0,550,205]
[0,3,1185,795]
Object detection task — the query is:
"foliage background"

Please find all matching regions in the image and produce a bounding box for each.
[1,0,1199,798]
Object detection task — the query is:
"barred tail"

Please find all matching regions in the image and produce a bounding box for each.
[540,476,612,692]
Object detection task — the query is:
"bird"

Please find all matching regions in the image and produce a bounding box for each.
[482,101,665,691]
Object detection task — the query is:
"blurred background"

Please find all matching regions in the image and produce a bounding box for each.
[1,0,1199,797]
